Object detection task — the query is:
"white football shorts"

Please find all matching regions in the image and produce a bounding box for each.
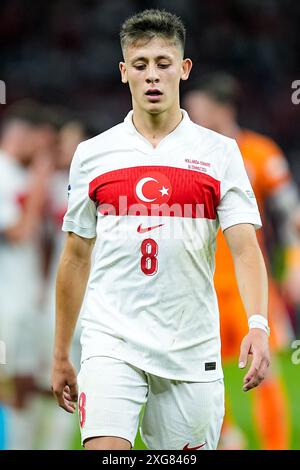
[0,297,39,377]
[77,355,225,450]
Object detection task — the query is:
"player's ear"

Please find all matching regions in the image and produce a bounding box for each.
[119,62,128,84]
[181,58,193,81]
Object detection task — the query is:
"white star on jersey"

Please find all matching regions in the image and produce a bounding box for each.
[159,186,169,196]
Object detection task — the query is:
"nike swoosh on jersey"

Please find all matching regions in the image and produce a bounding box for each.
[137,223,164,233]
[182,442,206,451]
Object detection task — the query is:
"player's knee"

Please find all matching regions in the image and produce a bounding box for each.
[84,436,131,450]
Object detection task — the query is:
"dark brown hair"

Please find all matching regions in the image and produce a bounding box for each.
[189,73,241,108]
[120,9,186,55]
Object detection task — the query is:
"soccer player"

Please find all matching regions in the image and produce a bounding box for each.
[0,102,52,449]
[37,120,88,449]
[51,10,270,450]
[184,73,300,449]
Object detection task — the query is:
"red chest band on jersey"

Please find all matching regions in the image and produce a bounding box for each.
[89,166,220,220]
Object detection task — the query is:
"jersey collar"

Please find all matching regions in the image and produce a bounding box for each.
[123,109,192,154]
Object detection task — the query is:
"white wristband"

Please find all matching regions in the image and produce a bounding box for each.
[248,314,270,336]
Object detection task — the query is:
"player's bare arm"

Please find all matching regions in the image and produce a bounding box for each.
[224,223,270,392]
[51,232,95,412]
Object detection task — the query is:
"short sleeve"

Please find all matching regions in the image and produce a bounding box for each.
[217,140,262,232]
[62,147,97,238]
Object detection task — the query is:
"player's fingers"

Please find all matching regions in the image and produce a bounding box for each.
[256,357,270,385]
[63,387,76,408]
[243,358,268,392]
[64,385,71,397]
[68,381,78,402]
[53,387,74,412]
[244,354,261,382]
[243,355,262,391]
[63,384,77,410]
[62,403,76,413]
[238,338,251,369]
[60,391,76,413]
[243,376,260,391]
[63,389,72,401]
[63,398,76,412]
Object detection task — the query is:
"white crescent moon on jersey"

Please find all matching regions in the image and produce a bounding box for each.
[135,177,158,202]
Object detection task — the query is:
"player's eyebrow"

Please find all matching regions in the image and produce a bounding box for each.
[130,55,173,64]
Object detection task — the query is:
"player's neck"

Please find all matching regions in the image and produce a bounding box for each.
[132,105,183,149]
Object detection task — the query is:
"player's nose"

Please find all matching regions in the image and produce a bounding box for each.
[146,65,159,83]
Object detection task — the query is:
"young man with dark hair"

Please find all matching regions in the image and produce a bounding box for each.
[52,10,270,450]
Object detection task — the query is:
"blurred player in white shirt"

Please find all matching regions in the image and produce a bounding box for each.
[36,121,88,449]
[52,9,270,450]
[0,102,52,449]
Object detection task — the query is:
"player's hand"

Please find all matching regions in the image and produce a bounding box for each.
[238,329,270,392]
[51,358,78,413]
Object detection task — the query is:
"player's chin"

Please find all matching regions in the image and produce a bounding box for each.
[146,102,166,115]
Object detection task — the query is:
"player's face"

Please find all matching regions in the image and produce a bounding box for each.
[183,91,223,131]
[120,37,192,115]
[58,123,85,169]
[4,121,38,165]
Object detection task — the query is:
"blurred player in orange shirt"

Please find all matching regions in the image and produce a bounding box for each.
[184,73,300,449]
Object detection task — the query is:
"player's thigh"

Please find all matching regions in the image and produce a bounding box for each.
[140,377,224,450]
[77,356,148,449]
[85,435,131,450]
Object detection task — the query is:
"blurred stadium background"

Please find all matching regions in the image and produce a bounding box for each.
[0,0,300,450]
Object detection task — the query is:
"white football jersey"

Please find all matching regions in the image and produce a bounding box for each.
[0,151,42,304]
[0,150,42,374]
[62,110,262,381]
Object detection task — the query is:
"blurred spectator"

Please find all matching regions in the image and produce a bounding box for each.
[0,100,53,449]
[34,119,88,449]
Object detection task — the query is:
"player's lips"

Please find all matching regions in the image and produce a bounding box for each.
[145,89,163,102]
